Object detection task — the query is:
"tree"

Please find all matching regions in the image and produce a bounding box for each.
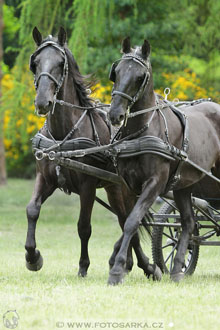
[0,0,7,185]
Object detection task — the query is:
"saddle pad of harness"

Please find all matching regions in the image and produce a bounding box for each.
[32,132,107,163]
[112,135,178,161]
[32,132,98,151]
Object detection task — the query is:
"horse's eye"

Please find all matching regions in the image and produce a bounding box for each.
[138,74,145,81]
[32,59,40,71]
[30,61,37,73]
[59,60,65,68]
[30,65,35,73]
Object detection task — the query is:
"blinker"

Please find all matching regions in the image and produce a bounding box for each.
[109,61,119,82]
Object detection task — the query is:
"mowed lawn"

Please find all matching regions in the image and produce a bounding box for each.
[1,179,220,330]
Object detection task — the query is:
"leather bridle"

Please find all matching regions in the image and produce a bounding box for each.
[30,40,68,115]
[110,53,150,109]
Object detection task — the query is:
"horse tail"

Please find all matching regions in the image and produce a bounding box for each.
[138,212,153,240]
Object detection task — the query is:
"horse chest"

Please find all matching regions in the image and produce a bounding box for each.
[118,158,146,193]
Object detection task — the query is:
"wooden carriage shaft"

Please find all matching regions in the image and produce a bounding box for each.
[54,157,126,186]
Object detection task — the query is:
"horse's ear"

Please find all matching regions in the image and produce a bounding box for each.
[142,39,151,59]
[58,26,67,46]
[32,27,42,46]
[121,37,131,54]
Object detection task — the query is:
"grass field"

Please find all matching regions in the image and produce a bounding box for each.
[1,179,220,330]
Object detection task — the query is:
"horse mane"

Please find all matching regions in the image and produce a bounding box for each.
[64,47,94,107]
[42,36,93,107]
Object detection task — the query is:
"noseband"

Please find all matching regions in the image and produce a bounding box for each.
[30,40,68,115]
[110,53,150,109]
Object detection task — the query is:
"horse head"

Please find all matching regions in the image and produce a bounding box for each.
[30,27,67,117]
[109,37,152,126]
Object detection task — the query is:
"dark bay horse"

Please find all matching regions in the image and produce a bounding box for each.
[25,28,160,280]
[108,37,220,284]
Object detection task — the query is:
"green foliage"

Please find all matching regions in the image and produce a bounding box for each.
[17,0,70,69]
[69,0,114,71]
[3,4,20,36]
[3,4,20,67]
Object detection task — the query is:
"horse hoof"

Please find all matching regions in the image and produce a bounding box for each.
[144,264,162,281]
[78,269,87,277]
[152,265,163,281]
[125,263,133,274]
[124,268,131,275]
[107,272,124,286]
[170,272,184,282]
[25,250,43,271]
[109,262,114,270]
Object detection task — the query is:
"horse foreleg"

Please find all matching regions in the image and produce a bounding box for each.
[108,177,163,285]
[131,232,162,280]
[171,187,195,282]
[109,235,123,269]
[105,185,134,272]
[109,231,161,280]
[25,172,55,271]
[77,179,96,277]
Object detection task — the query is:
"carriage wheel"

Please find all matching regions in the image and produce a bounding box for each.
[151,201,200,275]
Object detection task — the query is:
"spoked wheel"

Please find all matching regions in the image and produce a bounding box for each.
[152,201,200,275]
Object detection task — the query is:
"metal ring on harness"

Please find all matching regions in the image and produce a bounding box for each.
[164,87,170,101]
[35,150,45,160]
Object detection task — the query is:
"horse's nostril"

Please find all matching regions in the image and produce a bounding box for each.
[119,115,124,122]
[48,101,53,108]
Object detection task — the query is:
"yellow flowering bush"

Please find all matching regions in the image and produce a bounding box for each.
[2,74,112,177]
[91,82,112,104]
[2,69,45,176]
[155,69,220,103]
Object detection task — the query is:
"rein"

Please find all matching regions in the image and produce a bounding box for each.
[35,110,89,160]
[55,99,110,111]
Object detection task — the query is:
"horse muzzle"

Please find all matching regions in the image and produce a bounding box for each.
[109,106,126,126]
[35,99,53,117]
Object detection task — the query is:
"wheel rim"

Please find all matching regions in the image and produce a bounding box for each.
[152,201,199,275]
[161,222,195,273]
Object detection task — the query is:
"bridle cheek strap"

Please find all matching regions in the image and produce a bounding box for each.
[112,70,150,108]
[111,51,150,110]
[132,71,150,104]
[31,41,69,115]
[110,54,150,127]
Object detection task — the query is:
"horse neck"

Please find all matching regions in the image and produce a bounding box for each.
[122,82,157,136]
[123,87,181,143]
[47,75,82,140]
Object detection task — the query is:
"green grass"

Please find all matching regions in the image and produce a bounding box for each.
[1,179,220,330]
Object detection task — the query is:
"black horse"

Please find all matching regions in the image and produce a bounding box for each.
[108,37,220,284]
[25,28,160,280]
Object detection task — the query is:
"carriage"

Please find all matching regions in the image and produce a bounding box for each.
[151,189,220,276]
[26,27,220,284]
